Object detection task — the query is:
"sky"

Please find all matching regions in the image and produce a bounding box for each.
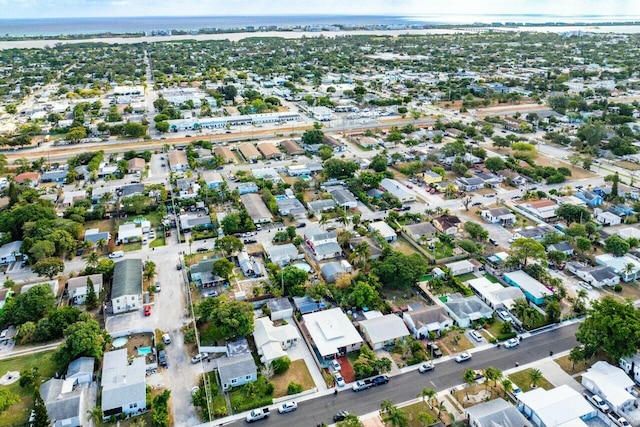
[2,0,640,20]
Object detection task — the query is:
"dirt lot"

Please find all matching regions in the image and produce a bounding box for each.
[617,161,640,171]
[530,155,596,180]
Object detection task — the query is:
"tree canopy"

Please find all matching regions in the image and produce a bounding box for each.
[0,284,55,327]
[197,297,254,340]
[373,252,429,289]
[508,238,547,267]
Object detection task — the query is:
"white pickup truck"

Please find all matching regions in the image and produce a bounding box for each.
[245,407,270,423]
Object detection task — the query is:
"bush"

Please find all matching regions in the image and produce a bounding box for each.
[287,382,303,395]
[497,332,517,341]
[614,284,623,292]
[271,356,291,374]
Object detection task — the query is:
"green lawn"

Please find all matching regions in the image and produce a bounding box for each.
[122,242,142,252]
[423,241,454,259]
[392,401,439,427]
[229,376,273,413]
[508,368,554,393]
[0,350,58,427]
[149,236,166,248]
[457,272,477,282]
[483,273,499,283]
[270,360,314,398]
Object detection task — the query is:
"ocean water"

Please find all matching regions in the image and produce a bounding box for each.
[0,14,639,37]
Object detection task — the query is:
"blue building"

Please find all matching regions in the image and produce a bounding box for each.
[574,190,603,207]
[503,270,553,305]
[237,182,259,195]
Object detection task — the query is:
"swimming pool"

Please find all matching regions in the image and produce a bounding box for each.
[275,195,288,201]
[138,346,152,356]
[291,262,312,273]
[112,337,128,348]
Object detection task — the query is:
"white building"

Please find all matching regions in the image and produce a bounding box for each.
[308,106,333,121]
[0,241,24,265]
[380,178,416,203]
[582,361,635,414]
[302,308,363,360]
[111,259,142,314]
[359,313,410,350]
[253,317,300,364]
[101,349,147,419]
[517,385,597,427]
[444,260,475,276]
[67,274,103,305]
[595,254,640,282]
[467,277,525,310]
[368,221,397,243]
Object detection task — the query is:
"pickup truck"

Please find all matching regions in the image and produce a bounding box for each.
[246,407,270,423]
[352,378,373,391]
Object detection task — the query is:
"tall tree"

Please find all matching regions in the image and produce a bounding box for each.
[508,238,547,267]
[33,388,50,427]
[85,277,98,310]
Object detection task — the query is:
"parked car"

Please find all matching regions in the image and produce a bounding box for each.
[277,401,297,414]
[196,247,208,252]
[334,372,346,387]
[330,359,341,372]
[455,352,472,363]
[155,281,161,292]
[578,281,593,290]
[470,330,483,342]
[109,250,124,259]
[205,290,218,298]
[143,306,151,317]
[191,352,208,364]
[504,338,519,348]
[333,411,350,422]
[176,263,183,270]
[608,412,630,427]
[371,375,389,386]
[162,333,171,345]
[244,239,257,244]
[496,308,512,322]
[296,222,307,228]
[158,350,168,367]
[427,342,443,358]
[472,202,483,206]
[418,361,435,373]
[588,394,610,412]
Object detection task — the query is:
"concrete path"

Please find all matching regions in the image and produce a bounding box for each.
[535,357,584,392]
[286,317,329,392]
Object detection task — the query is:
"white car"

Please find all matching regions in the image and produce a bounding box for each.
[470,330,483,342]
[608,412,630,427]
[418,361,435,373]
[162,333,171,345]
[455,352,472,363]
[330,359,341,372]
[504,338,519,348]
[334,372,346,387]
[191,353,208,364]
[589,394,610,412]
[278,401,297,414]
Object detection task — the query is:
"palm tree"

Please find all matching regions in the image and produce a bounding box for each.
[96,238,107,252]
[624,262,636,280]
[383,407,409,427]
[319,214,328,230]
[501,378,513,398]
[338,208,350,228]
[261,363,274,380]
[529,369,543,388]
[418,387,436,408]
[484,366,502,391]
[86,252,100,268]
[87,406,102,424]
[380,399,394,415]
[352,241,371,268]
[463,369,477,400]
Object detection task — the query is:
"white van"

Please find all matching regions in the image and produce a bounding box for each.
[108,251,124,259]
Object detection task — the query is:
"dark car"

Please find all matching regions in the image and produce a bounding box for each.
[196,247,208,252]
[216,166,224,170]
[244,239,257,244]
[427,342,443,358]
[158,350,168,367]
[371,375,389,386]
[176,264,182,270]
[296,222,306,228]
[333,411,350,422]
[472,202,482,206]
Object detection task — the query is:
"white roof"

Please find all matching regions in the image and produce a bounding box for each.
[359,314,409,344]
[380,178,415,201]
[445,259,475,274]
[303,308,363,357]
[504,270,553,300]
[253,317,300,363]
[617,227,640,240]
[582,361,635,408]
[518,385,595,427]
[368,221,397,239]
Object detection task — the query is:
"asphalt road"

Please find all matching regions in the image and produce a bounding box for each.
[222,322,580,427]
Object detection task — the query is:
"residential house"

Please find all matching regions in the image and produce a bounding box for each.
[595,254,640,282]
[474,171,503,188]
[84,228,111,247]
[443,294,493,328]
[216,353,258,391]
[302,307,363,360]
[213,146,235,163]
[111,259,142,314]
[237,251,262,278]
[456,176,485,191]
[517,199,558,221]
[40,376,88,427]
[359,313,410,350]
[264,243,300,266]
[444,260,475,276]
[481,207,516,226]
[619,353,640,384]
[252,167,283,183]
[556,194,587,207]
[517,385,596,427]
[433,214,461,235]
[101,349,146,420]
[40,168,68,183]
[348,236,383,260]
[61,190,86,208]
[189,256,226,288]
[119,183,145,199]
[13,171,40,187]
[176,177,200,199]
[237,182,259,195]
[422,170,443,184]
[66,357,95,385]
[402,306,453,339]
[466,398,532,427]
[179,213,213,232]
[445,128,464,138]
[117,222,143,244]
[253,316,300,364]
[320,260,352,283]
[498,169,527,187]
[574,190,604,207]
[595,210,622,226]
[287,164,311,177]
[240,193,273,224]
[467,277,526,310]
[503,270,553,305]
[582,361,635,414]
[280,140,305,156]
[67,274,103,305]
[566,262,620,288]
[168,150,189,172]
[307,199,337,214]
[380,178,416,203]
[127,158,146,174]
[356,136,380,148]
[593,186,612,197]
[257,142,282,159]
[368,221,397,243]
[304,228,342,260]
[266,298,293,321]
[547,241,574,256]
[202,171,224,189]
[404,222,437,242]
[515,225,558,242]
[238,142,261,162]
[276,196,307,217]
[617,227,640,240]
[327,186,358,209]
[503,117,528,132]
[0,240,24,265]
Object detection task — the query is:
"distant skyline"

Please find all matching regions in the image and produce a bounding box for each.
[2,0,640,20]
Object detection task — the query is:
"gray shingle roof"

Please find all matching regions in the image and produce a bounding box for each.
[216,353,256,385]
[112,259,142,299]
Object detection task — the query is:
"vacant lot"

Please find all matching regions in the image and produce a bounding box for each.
[0,350,58,427]
[616,161,640,171]
[271,359,315,398]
